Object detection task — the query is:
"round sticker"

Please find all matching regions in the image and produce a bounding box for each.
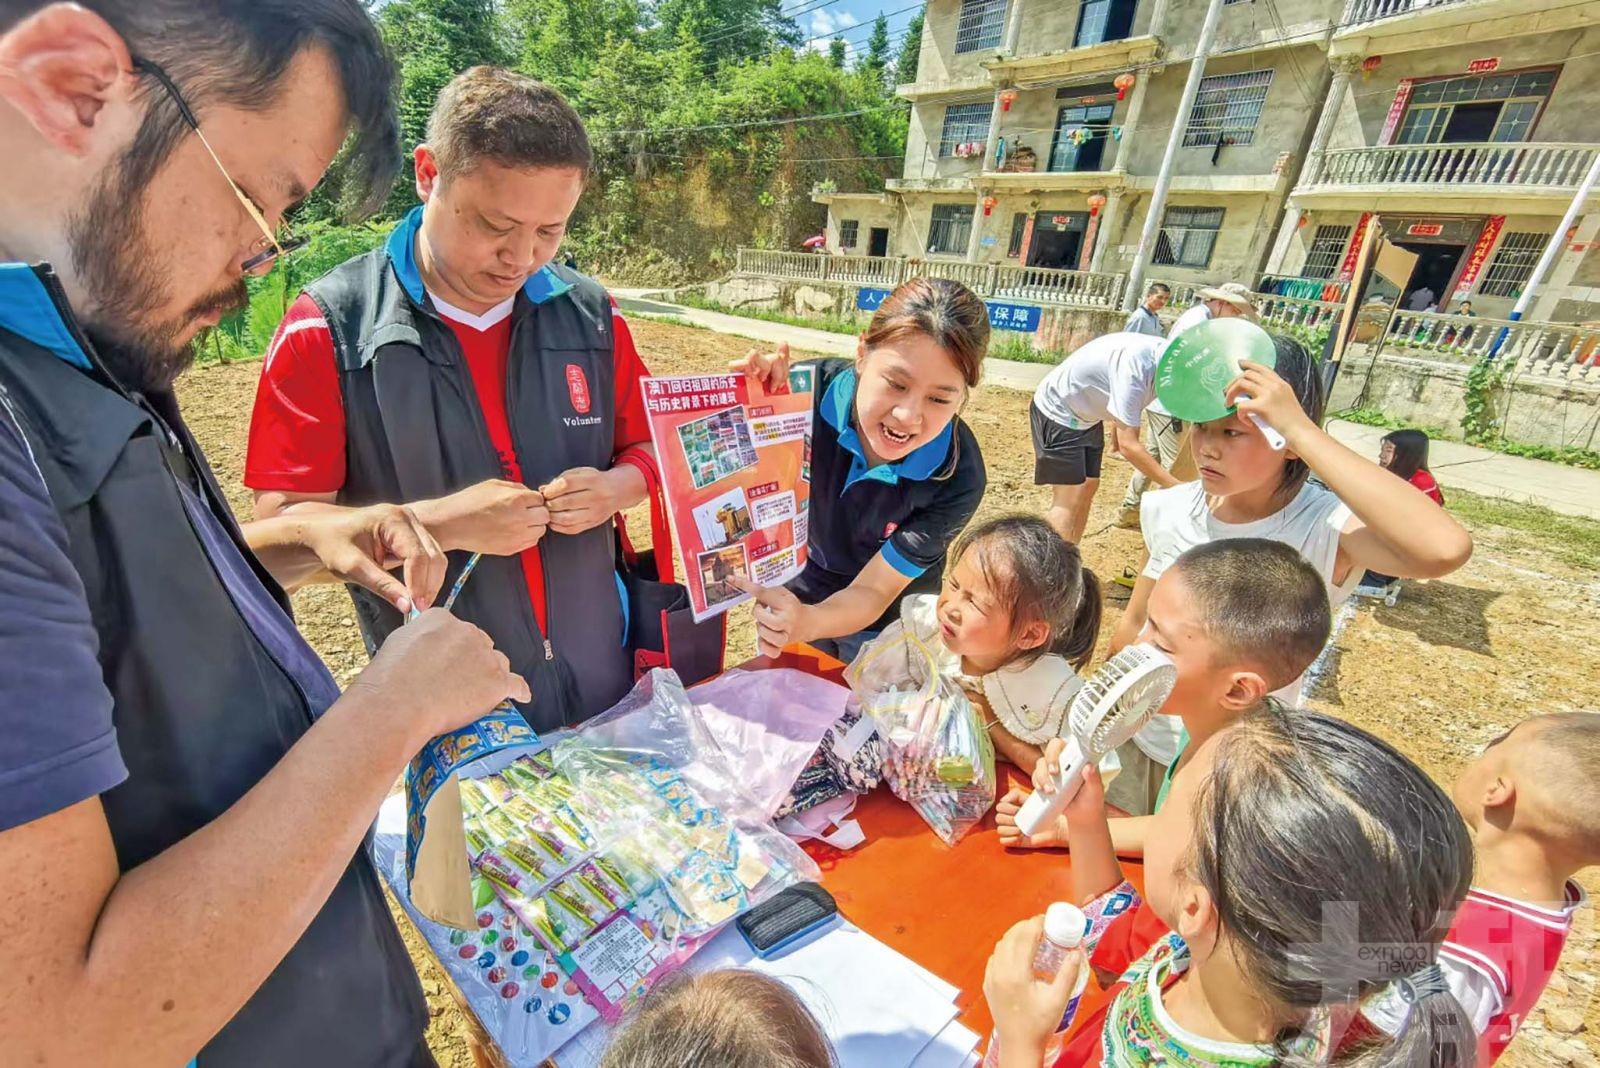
[1154,319,1278,423]
[510,950,530,968]
[548,1003,571,1026]
[522,965,540,980]
[540,971,560,990]
[457,945,477,960]
[501,982,520,999]
[476,952,496,969]
[524,996,543,1015]
[476,912,493,929]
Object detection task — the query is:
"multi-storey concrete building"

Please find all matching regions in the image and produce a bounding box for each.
[814,0,1600,319]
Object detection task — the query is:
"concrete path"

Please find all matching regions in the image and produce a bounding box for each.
[616,293,1600,521]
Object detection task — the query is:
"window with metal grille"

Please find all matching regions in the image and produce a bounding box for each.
[839,220,859,249]
[1302,224,1353,280]
[1478,231,1546,297]
[1183,69,1274,148]
[940,103,993,158]
[1008,212,1027,257]
[1153,206,1224,269]
[954,0,1007,54]
[928,204,975,255]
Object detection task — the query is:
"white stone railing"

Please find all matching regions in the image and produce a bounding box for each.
[734,248,1126,308]
[1153,279,1344,332]
[1313,142,1598,191]
[1375,311,1600,384]
[1342,0,1470,26]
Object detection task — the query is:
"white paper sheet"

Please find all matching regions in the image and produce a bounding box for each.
[554,922,963,1068]
[908,1018,983,1068]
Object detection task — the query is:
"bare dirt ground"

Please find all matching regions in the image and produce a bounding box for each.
[181,316,1599,1067]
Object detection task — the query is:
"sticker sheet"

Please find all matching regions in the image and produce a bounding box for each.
[643,369,815,620]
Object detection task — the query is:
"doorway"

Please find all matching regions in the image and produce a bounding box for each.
[1049,104,1114,173]
[1028,212,1087,270]
[868,227,889,257]
[1441,102,1501,143]
[1393,242,1467,309]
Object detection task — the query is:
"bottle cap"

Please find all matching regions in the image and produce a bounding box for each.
[1043,902,1088,949]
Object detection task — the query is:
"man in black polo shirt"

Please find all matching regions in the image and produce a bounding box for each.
[0,4,526,1065]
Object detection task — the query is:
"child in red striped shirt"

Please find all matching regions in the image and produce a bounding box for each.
[1363,712,1597,1063]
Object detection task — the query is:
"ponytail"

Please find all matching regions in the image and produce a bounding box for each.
[1329,979,1477,1068]
[1052,565,1102,673]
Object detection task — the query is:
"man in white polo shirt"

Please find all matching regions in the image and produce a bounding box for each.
[1031,332,1180,544]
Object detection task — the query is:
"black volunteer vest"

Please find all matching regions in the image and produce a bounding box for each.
[0,272,425,1067]
[302,252,633,731]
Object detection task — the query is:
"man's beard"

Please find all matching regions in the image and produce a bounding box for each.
[66,171,249,395]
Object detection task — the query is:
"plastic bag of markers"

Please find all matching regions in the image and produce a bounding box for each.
[844,626,996,845]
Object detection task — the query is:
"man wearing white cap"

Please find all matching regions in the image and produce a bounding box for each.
[1167,281,1257,338]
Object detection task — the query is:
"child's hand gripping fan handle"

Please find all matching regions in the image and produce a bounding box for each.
[1014,736,1094,838]
[1228,356,1286,451]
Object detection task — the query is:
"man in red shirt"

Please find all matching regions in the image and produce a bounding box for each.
[248,66,655,728]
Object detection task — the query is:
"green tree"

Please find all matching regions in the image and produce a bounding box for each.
[503,0,643,93]
[894,11,924,86]
[377,0,510,213]
[652,0,800,70]
[860,14,891,88]
[827,37,847,69]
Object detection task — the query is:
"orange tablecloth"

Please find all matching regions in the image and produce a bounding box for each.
[759,645,1144,1043]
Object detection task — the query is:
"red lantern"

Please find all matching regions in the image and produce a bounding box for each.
[1087,193,1107,218]
[999,89,1018,112]
[982,195,998,217]
[1361,55,1382,80]
[1113,72,1136,101]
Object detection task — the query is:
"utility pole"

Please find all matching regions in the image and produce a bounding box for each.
[1489,149,1600,356]
[1121,0,1227,311]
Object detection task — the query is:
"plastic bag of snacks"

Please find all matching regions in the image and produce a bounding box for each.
[844,627,996,844]
[456,671,819,1022]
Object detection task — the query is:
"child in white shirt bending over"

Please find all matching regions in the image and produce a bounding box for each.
[889,514,1102,776]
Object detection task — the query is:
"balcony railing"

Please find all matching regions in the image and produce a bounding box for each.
[734,249,1126,308]
[1374,310,1600,385]
[1153,279,1344,333]
[1342,0,1470,26]
[1312,142,1597,191]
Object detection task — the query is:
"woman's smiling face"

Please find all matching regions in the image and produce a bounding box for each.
[851,334,968,465]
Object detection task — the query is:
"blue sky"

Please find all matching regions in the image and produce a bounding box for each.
[789,0,925,65]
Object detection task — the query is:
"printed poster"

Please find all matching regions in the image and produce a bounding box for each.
[643,369,815,621]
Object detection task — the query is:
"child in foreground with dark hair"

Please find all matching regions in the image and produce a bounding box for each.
[1363,712,1598,1063]
[983,708,1477,1067]
[600,969,836,1068]
[881,514,1103,774]
[998,538,1332,850]
[1103,333,1474,814]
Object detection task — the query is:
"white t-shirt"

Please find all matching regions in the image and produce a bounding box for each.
[1033,332,1164,431]
[1167,303,1210,338]
[1130,480,1361,763]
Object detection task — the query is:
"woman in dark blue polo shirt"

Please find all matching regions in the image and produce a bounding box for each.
[734,278,989,661]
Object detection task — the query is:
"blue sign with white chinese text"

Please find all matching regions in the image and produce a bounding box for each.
[857,287,1042,333]
[987,302,1041,332]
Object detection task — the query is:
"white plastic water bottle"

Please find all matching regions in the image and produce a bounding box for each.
[982,902,1090,1067]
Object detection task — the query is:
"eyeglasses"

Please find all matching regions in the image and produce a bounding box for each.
[131,58,307,274]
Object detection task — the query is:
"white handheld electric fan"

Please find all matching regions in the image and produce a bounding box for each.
[1014,644,1178,837]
